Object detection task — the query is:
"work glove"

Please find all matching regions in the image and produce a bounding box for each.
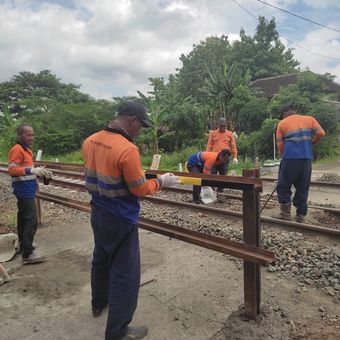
[159,172,180,187]
[43,169,53,179]
[31,167,47,177]
[233,158,238,165]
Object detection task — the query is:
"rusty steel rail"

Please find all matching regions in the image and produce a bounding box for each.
[261,176,340,189]
[1,168,339,236]
[36,192,274,266]
[150,186,340,215]
[2,162,340,189]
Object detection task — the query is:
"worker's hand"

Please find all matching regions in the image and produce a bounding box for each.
[159,172,180,187]
[233,158,238,165]
[31,167,47,177]
[43,169,53,179]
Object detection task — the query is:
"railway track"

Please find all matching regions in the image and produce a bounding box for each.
[1,164,339,237]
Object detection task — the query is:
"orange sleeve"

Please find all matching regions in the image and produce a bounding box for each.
[8,146,26,176]
[121,145,160,197]
[202,152,216,174]
[310,117,325,145]
[206,132,214,151]
[276,122,285,155]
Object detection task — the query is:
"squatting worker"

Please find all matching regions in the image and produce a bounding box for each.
[82,101,179,340]
[186,149,231,204]
[274,103,325,223]
[206,117,238,175]
[8,124,52,264]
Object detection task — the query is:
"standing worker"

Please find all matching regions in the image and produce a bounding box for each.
[274,104,325,222]
[82,102,179,340]
[206,117,238,177]
[186,149,231,204]
[8,124,52,264]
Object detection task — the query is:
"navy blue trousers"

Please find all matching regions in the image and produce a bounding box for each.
[187,165,203,201]
[17,198,37,257]
[277,159,311,216]
[90,204,140,340]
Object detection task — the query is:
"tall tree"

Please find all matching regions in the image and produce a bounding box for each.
[176,36,231,102]
[230,17,299,80]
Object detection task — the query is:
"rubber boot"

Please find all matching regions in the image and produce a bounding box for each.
[272,203,291,221]
[295,214,305,223]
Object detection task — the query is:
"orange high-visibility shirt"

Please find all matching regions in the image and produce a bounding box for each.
[276,114,325,159]
[83,129,160,223]
[206,129,237,158]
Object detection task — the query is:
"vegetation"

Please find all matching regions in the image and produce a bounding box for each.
[0,16,339,166]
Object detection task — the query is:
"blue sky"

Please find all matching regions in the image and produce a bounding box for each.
[0,0,339,99]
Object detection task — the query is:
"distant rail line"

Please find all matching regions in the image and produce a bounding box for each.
[1,164,339,237]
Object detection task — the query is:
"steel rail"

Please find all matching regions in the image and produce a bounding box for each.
[2,162,339,189]
[144,196,340,237]
[162,186,340,214]
[36,191,274,266]
[1,168,339,236]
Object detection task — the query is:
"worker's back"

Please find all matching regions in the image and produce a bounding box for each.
[276,114,325,160]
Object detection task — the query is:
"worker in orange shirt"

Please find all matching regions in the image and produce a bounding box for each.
[274,103,325,223]
[8,124,52,264]
[83,102,179,340]
[186,149,231,204]
[206,117,238,178]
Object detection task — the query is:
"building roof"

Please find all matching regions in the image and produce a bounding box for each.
[250,72,340,98]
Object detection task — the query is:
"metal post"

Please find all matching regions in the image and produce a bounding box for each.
[242,169,261,318]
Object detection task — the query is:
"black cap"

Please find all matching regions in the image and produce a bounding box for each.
[117,102,152,128]
[279,103,296,119]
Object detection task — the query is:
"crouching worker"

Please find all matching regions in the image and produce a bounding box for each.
[83,101,179,340]
[186,149,231,204]
[8,124,52,264]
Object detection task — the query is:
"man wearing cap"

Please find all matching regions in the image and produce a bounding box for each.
[82,101,179,340]
[274,104,325,222]
[206,117,238,177]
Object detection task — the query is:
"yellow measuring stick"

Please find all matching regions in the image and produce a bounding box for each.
[177,176,202,186]
[155,174,201,185]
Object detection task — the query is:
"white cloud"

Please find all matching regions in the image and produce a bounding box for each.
[0,0,339,99]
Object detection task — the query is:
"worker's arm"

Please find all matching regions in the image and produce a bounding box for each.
[311,118,325,146]
[8,146,27,176]
[122,145,161,197]
[276,125,285,155]
[205,132,213,151]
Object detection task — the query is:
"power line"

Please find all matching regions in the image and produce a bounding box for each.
[256,0,340,33]
[231,0,340,61]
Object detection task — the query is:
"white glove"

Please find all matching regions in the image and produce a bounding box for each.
[159,172,180,187]
[233,158,238,165]
[31,167,47,177]
[43,170,53,179]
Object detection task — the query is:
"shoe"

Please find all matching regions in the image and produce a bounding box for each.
[193,199,201,204]
[119,326,148,340]
[271,203,291,221]
[92,305,107,317]
[295,214,305,223]
[22,253,47,264]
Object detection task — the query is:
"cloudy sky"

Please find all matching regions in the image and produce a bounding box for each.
[0,0,339,99]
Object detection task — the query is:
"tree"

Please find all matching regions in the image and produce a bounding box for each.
[230,17,299,80]
[176,36,231,102]
[199,63,250,124]
[0,70,91,118]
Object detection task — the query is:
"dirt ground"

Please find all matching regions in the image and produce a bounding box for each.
[0,163,340,340]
